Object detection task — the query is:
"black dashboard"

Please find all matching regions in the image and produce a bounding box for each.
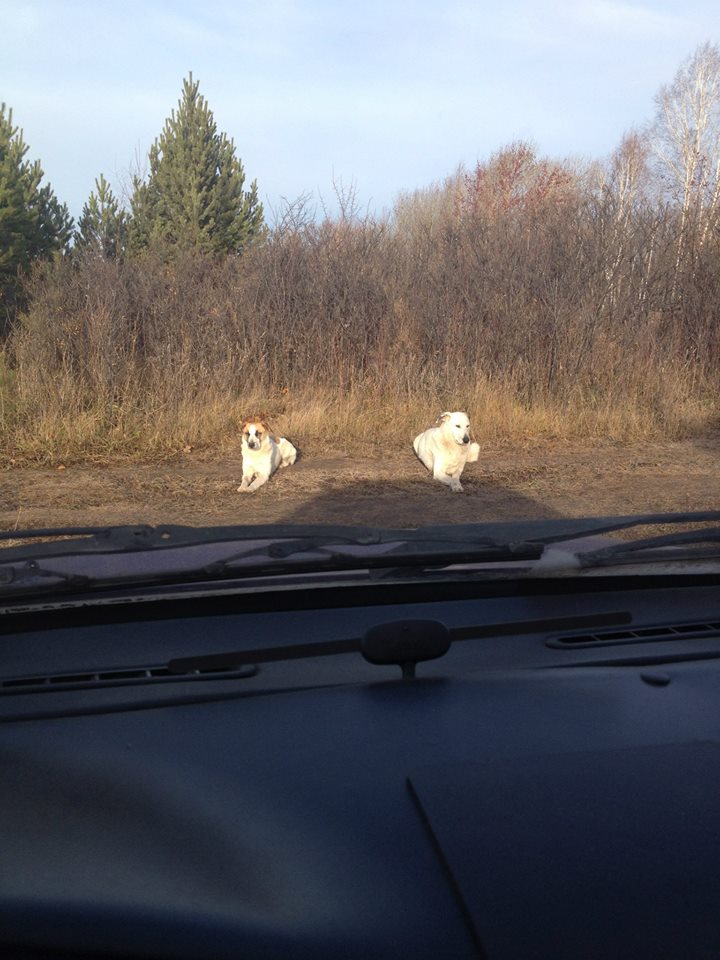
[2,572,720,959]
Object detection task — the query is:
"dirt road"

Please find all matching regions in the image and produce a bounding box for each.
[1,433,718,533]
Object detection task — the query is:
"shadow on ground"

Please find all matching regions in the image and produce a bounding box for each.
[275,472,564,528]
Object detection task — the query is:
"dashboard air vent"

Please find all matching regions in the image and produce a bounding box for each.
[548,620,720,649]
[0,661,257,695]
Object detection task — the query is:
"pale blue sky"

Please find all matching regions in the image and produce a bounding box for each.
[2,1,718,223]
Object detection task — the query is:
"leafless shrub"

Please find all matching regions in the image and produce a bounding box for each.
[2,141,719,462]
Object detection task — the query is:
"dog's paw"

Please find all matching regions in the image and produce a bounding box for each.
[450,482,464,493]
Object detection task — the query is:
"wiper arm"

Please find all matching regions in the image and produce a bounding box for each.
[203,535,542,576]
[0,529,543,600]
[577,526,720,568]
[2,512,720,596]
[4,513,720,562]
[0,560,91,595]
[0,523,538,567]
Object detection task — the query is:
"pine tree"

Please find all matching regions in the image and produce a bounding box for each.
[0,102,73,328]
[75,174,128,258]
[129,74,264,255]
[0,107,28,296]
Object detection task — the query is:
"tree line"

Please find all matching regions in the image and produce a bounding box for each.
[2,46,720,458]
[0,74,263,333]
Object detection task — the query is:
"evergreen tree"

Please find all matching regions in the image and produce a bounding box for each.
[129,74,264,255]
[75,174,128,258]
[0,102,73,328]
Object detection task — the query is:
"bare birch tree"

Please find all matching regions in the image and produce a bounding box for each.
[650,42,720,288]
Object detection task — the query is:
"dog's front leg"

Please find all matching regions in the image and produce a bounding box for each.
[243,473,269,492]
[433,465,463,492]
[237,472,256,492]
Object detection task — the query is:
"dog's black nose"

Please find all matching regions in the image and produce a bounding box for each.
[462,436,469,444]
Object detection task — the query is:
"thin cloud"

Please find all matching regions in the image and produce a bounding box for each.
[564,0,693,37]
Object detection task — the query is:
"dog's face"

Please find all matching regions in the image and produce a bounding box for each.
[439,412,472,446]
[241,419,271,451]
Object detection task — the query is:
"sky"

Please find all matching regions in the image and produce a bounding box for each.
[2,0,719,224]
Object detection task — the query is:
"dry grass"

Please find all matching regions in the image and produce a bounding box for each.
[2,376,715,467]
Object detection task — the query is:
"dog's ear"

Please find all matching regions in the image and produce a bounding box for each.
[436,412,451,423]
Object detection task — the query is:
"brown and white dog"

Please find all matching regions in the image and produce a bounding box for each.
[237,419,297,492]
[413,411,480,492]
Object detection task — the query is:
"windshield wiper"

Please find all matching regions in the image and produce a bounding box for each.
[0,526,545,599]
[0,541,542,599]
[3,513,720,559]
[533,521,720,575]
[1,512,720,598]
[576,526,720,568]
[0,560,91,596]
[201,534,542,576]
[0,523,547,592]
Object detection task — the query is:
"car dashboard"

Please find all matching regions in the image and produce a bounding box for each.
[2,570,720,959]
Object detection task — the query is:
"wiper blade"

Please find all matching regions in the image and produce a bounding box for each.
[2,512,720,597]
[0,530,542,600]
[3,512,720,559]
[202,535,542,576]
[577,526,720,568]
[190,512,720,579]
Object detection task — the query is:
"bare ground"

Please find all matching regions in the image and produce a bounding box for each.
[1,432,719,533]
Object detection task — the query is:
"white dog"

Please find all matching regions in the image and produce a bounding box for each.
[413,411,480,492]
[237,418,297,492]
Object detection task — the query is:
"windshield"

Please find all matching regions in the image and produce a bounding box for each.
[2,4,719,571]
